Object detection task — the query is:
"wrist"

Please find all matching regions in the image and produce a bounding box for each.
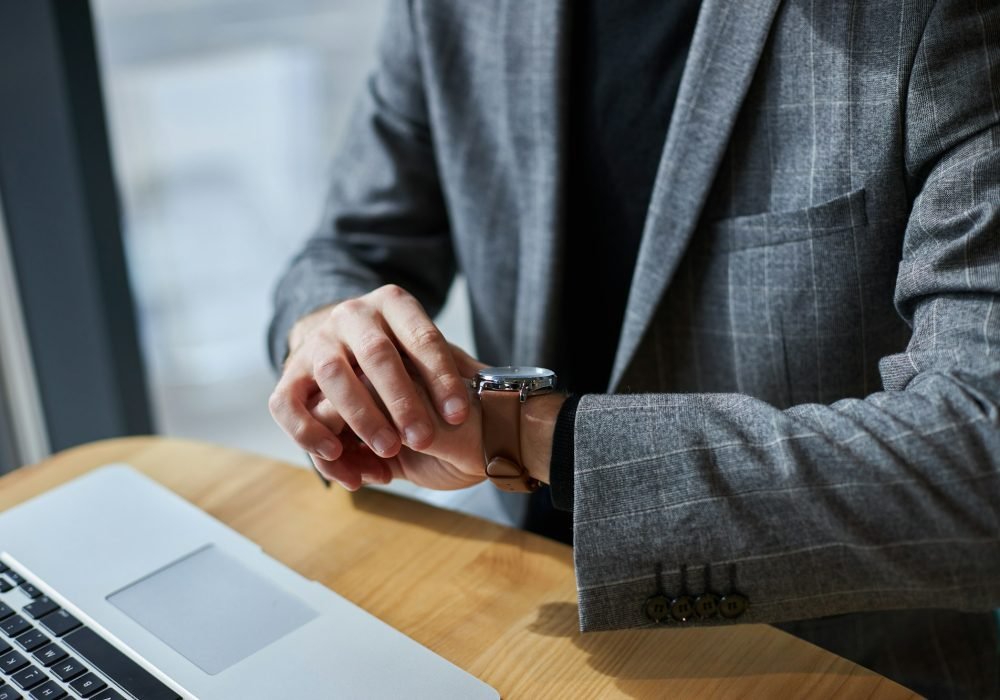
[520,392,567,485]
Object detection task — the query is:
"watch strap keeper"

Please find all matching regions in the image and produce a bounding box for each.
[481,390,540,492]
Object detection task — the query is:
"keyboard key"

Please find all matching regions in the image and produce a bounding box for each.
[0,563,8,574]
[63,629,179,700]
[16,587,40,602]
[68,673,104,697]
[0,683,22,700]
[10,666,45,690]
[19,602,56,625]
[12,634,46,655]
[0,639,9,656]
[48,659,84,683]
[27,681,64,700]
[30,645,64,669]
[0,605,14,623]
[3,574,24,587]
[0,650,28,674]
[36,613,77,639]
[0,618,30,639]
[85,691,122,700]
[0,581,11,595]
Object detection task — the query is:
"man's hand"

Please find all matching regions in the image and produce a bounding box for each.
[308,350,566,491]
[268,285,471,466]
[309,344,488,490]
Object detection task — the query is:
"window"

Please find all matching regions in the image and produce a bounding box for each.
[91,1,511,525]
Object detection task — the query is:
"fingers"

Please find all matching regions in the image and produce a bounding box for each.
[268,300,404,462]
[311,453,362,491]
[375,286,469,426]
[339,304,435,450]
[312,344,403,458]
[268,373,343,462]
[321,285,468,450]
[270,284,476,467]
[310,394,396,490]
[311,446,392,491]
[310,395,345,434]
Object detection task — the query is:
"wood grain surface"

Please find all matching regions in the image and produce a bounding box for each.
[0,437,919,699]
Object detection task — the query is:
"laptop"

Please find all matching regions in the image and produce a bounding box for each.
[0,465,500,699]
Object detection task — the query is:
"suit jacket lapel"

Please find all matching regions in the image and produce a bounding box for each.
[508,1,570,366]
[609,0,783,390]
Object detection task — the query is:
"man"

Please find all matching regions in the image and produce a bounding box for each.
[269,0,1000,695]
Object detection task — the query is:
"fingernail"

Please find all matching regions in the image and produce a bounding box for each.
[443,396,467,418]
[317,439,340,461]
[404,421,431,447]
[372,428,398,455]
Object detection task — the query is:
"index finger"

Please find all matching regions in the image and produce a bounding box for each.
[377,288,470,425]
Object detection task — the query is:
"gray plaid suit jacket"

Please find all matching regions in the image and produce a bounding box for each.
[271,0,1000,694]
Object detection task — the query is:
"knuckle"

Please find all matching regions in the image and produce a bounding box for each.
[377,283,408,302]
[409,324,445,352]
[431,371,463,394]
[344,403,375,428]
[356,333,397,365]
[314,355,349,383]
[332,298,364,319]
[267,390,288,417]
[385,393,420,419]
[290,419,313,444]
[311,397,335,420]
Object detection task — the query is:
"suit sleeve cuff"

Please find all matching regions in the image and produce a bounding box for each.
[548,394,581,512]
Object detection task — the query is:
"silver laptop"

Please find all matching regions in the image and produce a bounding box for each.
[0,465,500,699]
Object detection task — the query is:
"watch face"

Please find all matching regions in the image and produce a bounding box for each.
[477,366,554,382]
[475,366,557,396]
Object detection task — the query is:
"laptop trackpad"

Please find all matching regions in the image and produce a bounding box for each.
[107,544,318,675]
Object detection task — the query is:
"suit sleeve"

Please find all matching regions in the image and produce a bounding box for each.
[571,0,1000,630]
[268,0,454,369]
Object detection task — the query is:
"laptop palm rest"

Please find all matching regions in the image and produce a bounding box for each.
[107,543,318,675]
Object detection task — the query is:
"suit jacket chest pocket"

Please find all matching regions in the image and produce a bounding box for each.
[705,187,868,253]
[663,187,892,405]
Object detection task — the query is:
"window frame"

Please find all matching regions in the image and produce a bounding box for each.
[0,0,152,463]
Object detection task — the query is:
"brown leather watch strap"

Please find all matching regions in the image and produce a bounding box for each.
[480,390,540,493]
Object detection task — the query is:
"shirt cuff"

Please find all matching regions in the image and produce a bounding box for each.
[548,394,580,512]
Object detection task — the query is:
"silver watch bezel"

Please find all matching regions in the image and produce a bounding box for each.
[474,366,557,402]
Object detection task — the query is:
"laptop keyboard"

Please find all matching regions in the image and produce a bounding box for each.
[0,560,180,700]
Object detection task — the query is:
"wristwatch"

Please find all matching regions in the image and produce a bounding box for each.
[474,366,557,492]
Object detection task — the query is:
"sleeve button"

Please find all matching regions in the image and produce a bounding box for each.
[694,592,719,619]
[644,595,671,624]
[670,595,695,622]
[719,592,749,619]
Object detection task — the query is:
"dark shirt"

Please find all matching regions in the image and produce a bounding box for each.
[543,0,701,520]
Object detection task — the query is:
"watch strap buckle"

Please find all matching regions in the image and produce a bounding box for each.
[485,457,540,492]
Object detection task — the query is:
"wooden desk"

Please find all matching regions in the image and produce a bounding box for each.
[0,437,917,699]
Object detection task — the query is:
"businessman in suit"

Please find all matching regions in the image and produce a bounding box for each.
[269,0,1000,695]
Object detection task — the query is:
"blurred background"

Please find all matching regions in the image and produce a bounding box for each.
[0,1,518,526]
[93,0,391,464]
